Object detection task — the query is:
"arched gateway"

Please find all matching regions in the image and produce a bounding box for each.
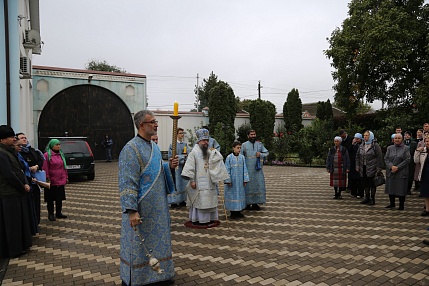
[38,84,134,160]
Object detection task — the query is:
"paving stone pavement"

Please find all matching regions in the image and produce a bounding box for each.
[2,162,429,286]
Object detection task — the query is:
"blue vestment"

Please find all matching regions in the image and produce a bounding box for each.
[209,137,221,152]
[167,141,188,204]
[119,137,175,286]
[224,153,249,211]
[241,141,268,205]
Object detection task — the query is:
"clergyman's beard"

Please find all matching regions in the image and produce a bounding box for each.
[201,144,208,157]
[249,138,256,143]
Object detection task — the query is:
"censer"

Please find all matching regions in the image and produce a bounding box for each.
[133,226,164,274]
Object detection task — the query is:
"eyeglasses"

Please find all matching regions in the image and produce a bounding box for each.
[178,132,184,134]
[142,120,158,125]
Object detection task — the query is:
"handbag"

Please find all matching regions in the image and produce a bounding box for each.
[373,171,385,187]
[255,158,261,170]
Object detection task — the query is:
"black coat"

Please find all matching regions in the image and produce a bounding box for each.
[348,143,361,180]
[341,135,353,151]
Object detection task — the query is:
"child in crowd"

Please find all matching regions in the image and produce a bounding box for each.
[224,141,249,219]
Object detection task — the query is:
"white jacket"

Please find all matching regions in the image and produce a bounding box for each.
[414,148,428,181]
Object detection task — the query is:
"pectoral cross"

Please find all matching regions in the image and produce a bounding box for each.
[204,162,209,172]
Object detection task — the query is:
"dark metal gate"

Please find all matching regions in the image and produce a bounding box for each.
[37,84,135,160]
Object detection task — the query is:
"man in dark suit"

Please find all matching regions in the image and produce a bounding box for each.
[339,129,353,193]
[339,129,353,151]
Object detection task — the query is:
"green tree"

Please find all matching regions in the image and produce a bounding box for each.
[208,81,237,157]
[247,99,276,151]
[414,35,429,120]
[85,59,126,73]
[316,99,334,121]
[296,119,335,164]
[194,72,219,112]
[283,88,303,133]
[272,127,288,161]
[236,99,253,112]
[325,0,429,112]
[237,122,251,144]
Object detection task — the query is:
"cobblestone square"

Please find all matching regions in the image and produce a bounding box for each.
[2,163,429,285]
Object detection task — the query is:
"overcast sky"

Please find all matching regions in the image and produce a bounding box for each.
[34,1,365,113]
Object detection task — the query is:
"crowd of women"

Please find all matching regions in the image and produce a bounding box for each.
[326,125,429,221]
[0,125,68,259]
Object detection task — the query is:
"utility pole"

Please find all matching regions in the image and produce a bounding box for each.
[196,73,199,111]
[258,80,262,99]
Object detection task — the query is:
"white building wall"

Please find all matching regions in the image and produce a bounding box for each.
[1,0,41,145]
[18,1,33,140]
[153,111,285,152]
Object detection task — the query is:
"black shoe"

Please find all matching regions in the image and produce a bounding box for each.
[385,204,395,208]
[145,278,175,286]
[421,211,429,216]
[368,199,375,205]
[333,196,339,199]
[170,204,179,209]
[251,204,261,210]
[179,201,187,207]
[230,211,239,219]
[230,211,244,219]
[423,240,429,246]
[360,198,370,204]
[48,214,56,221]
[245,205,251,210]
[397,206,404,210]
[56,213,68,219]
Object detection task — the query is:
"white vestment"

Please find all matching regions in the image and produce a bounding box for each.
[181,145,229,223]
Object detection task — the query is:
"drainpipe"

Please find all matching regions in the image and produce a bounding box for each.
[4,0,11,125]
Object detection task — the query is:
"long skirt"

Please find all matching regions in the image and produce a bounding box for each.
[44,185,66,202]
[27,185,39,235]
[0,195,32,258]
[420,159,429,198]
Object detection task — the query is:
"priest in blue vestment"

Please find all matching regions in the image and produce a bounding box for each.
[168,127,188,208]
[241,129,269,210]
[119,110,178,286]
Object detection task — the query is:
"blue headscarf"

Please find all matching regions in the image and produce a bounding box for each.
[364,131,375,145]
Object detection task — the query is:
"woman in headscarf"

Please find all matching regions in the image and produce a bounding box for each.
[14,138,39,234]
[356,131,383,205]
[326,136,350,199]
[384,133,410,210]
[414,136,429,216]
[42,139,68,221]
